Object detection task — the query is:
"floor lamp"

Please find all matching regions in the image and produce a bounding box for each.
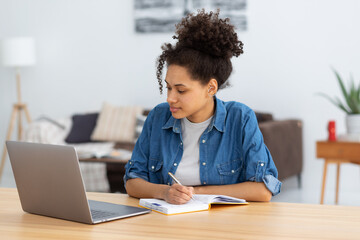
[0,37,36,182]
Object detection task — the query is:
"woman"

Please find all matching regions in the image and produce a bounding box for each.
[125,10,281,204]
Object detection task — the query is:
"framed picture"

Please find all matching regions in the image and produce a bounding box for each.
[135,0,247,33]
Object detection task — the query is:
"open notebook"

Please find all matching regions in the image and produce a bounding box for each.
[139,194,248,215]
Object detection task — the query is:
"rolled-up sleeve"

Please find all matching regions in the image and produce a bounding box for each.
[241,110,282,196]
[124,111,155,185]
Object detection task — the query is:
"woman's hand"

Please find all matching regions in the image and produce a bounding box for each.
[163,184,194,204]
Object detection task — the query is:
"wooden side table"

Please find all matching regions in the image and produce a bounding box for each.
[78,157,129,164]
[79,156,131,193]
[79,143,135,193]
[316,141,360,204]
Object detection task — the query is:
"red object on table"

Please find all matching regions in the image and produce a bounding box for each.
[328,121,336,141]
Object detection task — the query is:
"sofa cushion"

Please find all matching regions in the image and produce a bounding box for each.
[91,102,143,142]
[259,120,303,180]
[255,112,273,123]
[65,113,99,143]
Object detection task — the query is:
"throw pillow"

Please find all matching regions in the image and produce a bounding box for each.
[91,102,143,142]
[65,113,99,143]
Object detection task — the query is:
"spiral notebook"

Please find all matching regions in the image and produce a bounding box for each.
[139,194,248,215]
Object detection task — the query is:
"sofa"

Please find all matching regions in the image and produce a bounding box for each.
[23,103,144,192]
[107,111,303,193]
[256,113,303,184]
[24,109,302,193]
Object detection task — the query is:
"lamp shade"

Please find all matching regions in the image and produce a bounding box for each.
[1,37,36,67]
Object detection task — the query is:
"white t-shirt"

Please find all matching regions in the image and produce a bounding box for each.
[174,116,213,186]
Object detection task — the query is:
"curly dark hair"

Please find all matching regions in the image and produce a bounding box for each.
[156,9,244,94]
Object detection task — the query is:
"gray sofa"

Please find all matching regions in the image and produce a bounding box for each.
[107,111,303,193]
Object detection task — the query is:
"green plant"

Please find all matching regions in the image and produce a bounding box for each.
[319,68,360,114]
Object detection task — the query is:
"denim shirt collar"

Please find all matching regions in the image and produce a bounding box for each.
[162,96,226,133]
[162,115,182,133]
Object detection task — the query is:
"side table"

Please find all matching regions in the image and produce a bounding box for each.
[79,156,130,193]
[316,140,360,204]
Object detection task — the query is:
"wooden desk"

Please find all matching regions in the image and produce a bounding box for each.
[1,188,360,239]
[317,141,360,204]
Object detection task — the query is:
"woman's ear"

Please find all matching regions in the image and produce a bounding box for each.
[207,79,218,95]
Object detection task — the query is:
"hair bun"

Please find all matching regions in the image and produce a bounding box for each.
[173,9,243,58]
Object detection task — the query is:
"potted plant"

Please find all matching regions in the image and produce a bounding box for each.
[319,68,360,134]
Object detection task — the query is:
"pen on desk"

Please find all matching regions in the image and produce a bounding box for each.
[168,172,195,200]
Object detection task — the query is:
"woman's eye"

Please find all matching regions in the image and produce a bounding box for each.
[166,86,184,94]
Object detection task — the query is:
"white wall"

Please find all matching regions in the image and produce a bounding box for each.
[1,0,360,201]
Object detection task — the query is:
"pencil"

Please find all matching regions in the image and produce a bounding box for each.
[168,172,195,200]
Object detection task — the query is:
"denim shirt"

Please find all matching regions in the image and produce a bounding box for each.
[124,97,281,196]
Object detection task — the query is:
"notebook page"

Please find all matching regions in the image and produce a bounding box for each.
[193,194,246,204]
[139,198,209,215]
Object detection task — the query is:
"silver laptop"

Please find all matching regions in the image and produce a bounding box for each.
[6,141,150,224]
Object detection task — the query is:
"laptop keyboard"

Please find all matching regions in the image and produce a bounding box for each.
[91,209,116,219]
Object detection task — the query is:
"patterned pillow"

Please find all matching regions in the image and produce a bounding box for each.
[91,102,143,142]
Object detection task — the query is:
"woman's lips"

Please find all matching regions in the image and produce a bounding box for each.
[170,107,180,113]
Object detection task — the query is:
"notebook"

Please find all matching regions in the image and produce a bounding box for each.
[6,141,151,224]
[139,194,248,215]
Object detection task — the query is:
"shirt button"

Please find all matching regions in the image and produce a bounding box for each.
[174,163,178,166]
[203,182,207,185]
[202,162,206,166]
[231,170,235,173]
[151,166,155,170]
[167,182,170,185]
[180,142,183,145]
[129,161,132,165]
[260,163,264,167]
[202,140,206,143]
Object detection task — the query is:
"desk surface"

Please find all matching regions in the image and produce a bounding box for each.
[1,188,360,240]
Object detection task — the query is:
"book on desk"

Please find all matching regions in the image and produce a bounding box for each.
[139,194,248,215]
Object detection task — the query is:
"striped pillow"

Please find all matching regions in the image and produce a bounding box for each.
[91,102,143,142]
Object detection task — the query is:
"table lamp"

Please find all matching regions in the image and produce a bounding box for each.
[0,37,36,182]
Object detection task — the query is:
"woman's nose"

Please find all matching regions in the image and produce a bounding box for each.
[167,91,177,104]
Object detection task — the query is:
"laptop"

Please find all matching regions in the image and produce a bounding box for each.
[6,141,150,224]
